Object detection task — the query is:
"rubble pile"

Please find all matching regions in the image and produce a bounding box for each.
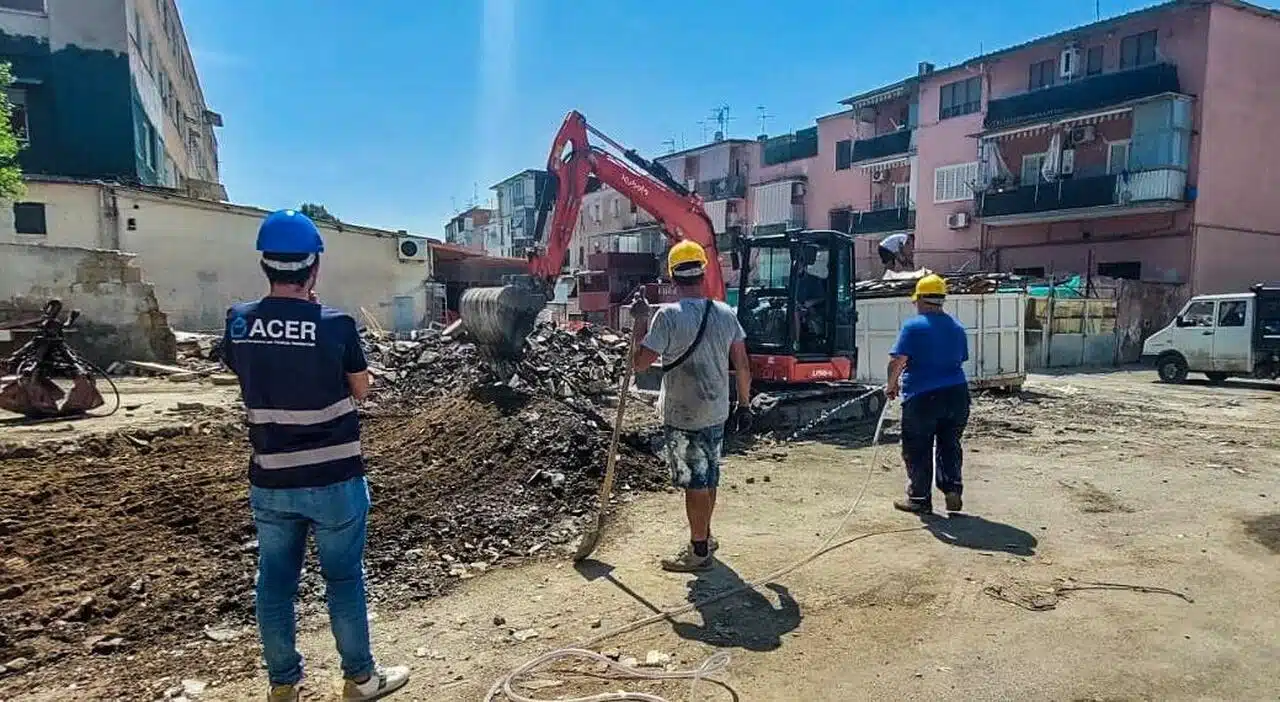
[364,322,632,409]
[855,272,1019,299]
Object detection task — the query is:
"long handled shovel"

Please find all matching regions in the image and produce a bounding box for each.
[573,330,639,562]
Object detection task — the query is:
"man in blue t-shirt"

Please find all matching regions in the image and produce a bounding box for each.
[885,274,970,515]
[222,210,409,702]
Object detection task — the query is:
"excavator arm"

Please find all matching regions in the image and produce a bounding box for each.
[526,111,725,300]
[458,111,727,374]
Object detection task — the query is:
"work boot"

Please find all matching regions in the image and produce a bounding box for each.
[944,492,963,512]
[266,683,300,702]
[893,498,932,514]
[661,544,712,572]
[342,665,410,701]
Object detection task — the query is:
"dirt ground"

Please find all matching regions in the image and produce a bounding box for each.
[0,378,242,442]
[5,370,1280,701]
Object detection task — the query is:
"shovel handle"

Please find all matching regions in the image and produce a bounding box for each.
[595,329,639,508]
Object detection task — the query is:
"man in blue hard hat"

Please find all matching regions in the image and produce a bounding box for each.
[222,210,409,702]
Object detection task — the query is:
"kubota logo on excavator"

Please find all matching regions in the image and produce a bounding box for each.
[620,174,650,198]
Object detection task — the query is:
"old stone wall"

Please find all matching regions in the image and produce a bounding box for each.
[0,243,176,365]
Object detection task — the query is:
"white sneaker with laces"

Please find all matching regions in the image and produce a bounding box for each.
[342,665,410,701]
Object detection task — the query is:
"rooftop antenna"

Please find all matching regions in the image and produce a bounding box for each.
[1095,0,1101,21]
[756,105,773,138]
[709,105,732,141]
[661,138,677,154]
[696,120,710,143]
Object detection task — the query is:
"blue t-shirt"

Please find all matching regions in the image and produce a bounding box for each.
[890,311,969,400]
[222,297,367,489]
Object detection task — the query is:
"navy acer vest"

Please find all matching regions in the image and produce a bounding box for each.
[223,297,367,489]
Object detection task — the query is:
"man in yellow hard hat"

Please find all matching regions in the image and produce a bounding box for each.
[886,274,970,514]
[629,241,752,572]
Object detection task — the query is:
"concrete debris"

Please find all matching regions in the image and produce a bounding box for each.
[642,650,671,667]
[511,628,540,642]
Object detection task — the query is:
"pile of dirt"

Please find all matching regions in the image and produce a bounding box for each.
[0,330,666,695]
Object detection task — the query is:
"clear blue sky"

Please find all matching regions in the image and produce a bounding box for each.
[182,0,1181,238]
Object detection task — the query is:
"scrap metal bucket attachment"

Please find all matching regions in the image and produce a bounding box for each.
[62,375,105,415]
[456,285,546,378]
[0,376,63,417]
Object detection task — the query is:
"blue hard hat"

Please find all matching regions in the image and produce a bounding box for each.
[256,209,324,254]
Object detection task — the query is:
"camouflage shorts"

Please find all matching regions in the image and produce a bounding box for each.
[663,424,724,490]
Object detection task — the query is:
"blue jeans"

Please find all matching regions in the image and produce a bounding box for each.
[900,383,970,505]
[250,476,374,685]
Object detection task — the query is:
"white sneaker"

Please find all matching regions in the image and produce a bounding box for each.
[342,665,410,701]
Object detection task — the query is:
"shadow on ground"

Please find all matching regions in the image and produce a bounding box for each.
[670,560,801,652]
[920,513,1038,556]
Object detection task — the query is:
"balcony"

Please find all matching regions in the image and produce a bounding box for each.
[754,204,806,234]
[984,63,1181,131]
[978,169,1187,225]
[697,175,747,200]
[851,129,912,164]
[849,207,915,236]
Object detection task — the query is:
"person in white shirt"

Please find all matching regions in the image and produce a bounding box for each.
[878,232,913,272]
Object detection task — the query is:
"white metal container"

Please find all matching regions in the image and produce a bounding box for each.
[854,292,1026,389]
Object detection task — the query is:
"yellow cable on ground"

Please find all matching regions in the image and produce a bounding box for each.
[485,393,928,702]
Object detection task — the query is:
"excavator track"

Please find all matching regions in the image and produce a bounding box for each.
[749,382,886,438]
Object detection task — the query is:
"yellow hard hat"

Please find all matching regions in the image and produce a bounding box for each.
[911,274,947,301]
[667,241,709,279]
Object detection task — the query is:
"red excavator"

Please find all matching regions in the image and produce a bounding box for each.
[458,111,884,434]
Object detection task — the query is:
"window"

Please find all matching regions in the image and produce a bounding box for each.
[0,0,46,13]
[933,162,979,203]
[1086,46,1104,76]
[1107,140,1130,174]
[592,202,601,223]
[1097,261,1141,280]
[1218,300,1247,328]
[835,139,852,170]
[1028,59,1056,90]
[6,88,27,143]
[629,200,637,214]
[13,202,45,235]
[1180,300,1215,327]
[1120,30,1157,69]
[938,76,982,120]
[894,183,910,209]
[1021,153,1046,186]
[610,198,620,218]
[1013,266,1046,278]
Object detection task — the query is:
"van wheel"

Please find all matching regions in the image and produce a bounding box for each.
[1204,372,1229,384]
[1157,353,1189,383]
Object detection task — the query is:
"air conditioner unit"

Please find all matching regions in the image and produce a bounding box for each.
[1060,44,1082,79]
[1070,125,1096,144]
[398,236,428,261]
[1060,148,1076,175]
[871,170,888,183]
[946,212,971,230]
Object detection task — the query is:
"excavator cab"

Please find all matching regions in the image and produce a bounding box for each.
[736,229,857,378]
[735,229,881,435]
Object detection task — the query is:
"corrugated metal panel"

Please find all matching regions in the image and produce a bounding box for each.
[703,200,727,233]
[752,181,793,226]
[855,293,1026,387]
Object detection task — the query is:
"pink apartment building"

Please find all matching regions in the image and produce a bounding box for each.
[825,0,1280,294]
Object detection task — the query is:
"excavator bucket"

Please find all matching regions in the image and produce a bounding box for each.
[0,376,63,417]
[455,285,546,377]
[62,375,105,415]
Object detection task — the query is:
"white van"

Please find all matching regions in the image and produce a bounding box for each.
[1141,284,1280,383]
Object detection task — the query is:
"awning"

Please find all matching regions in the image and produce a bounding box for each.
[857,156,911,173]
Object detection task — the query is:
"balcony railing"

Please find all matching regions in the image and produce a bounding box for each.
[849,207,916,235]
[851,129,913,163]
[979,169,1186,219]
[984,63,1181,130]
[697,175,747,200]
